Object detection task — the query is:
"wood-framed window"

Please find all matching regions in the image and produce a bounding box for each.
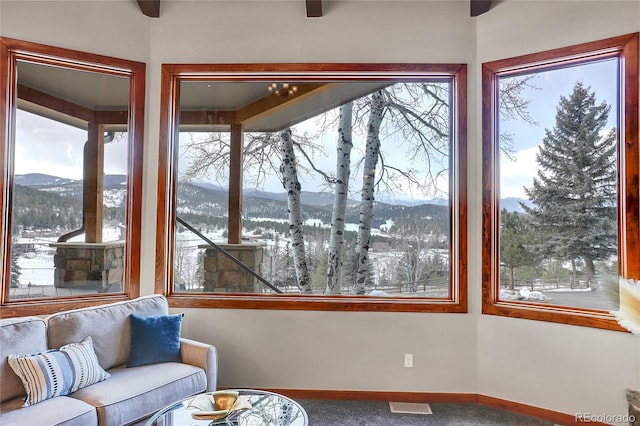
[482,33,639,330]
[156,63,467,312]
[0,38,145,317]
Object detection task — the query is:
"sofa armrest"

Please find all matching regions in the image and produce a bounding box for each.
[180,338,218,392]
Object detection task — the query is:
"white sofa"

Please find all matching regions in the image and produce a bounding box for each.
[0,295,217,426]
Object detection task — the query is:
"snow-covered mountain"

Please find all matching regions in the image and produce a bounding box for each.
[15,173,532,229]
[15,173,127,208]
[15,173,75,187]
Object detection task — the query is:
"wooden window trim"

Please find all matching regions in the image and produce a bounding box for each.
[156,63,468,313]
[0,37,145,317]
[481,33,639,331]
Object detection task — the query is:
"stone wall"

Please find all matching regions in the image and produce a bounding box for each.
[51,242,124,292]
[200,243,264,293]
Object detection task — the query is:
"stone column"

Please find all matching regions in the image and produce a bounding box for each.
[200,243,264,293]
[50,242,124,293]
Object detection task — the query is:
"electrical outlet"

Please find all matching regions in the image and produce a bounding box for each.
[404,353,413,368]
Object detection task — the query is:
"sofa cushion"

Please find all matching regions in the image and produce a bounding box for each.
[127,313,183,367]
[0,317,48,402]
[70,362,206,425]
[47,295,169,370]
[8,336,110,406]
[0,395,97,426]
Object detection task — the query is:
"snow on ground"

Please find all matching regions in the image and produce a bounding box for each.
[500,287,551,302]
[17,253,55,286]
[13,226,124,290]
[544,287,593,292]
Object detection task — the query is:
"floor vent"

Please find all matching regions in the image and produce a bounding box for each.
[389,402,432,415]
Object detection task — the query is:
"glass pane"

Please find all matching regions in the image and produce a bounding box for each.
[174,80,453,298]
[103,132,128,242]
[9,61,130,300]
[497,59,619,311]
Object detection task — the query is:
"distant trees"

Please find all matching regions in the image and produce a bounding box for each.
[499,209,540,290]
[522,82,617,287]
[174,237,198,290]
[13,184,82,231]
[10,238,21,288]
[391,218,449,291]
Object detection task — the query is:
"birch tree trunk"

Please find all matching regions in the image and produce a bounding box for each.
[325,102,353,294]
[279,128,313,294]
[352,91,384,295]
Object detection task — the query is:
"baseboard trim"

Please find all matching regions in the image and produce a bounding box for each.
[261,388,477,404]
[249,388,608,426]
[477,394,607,426]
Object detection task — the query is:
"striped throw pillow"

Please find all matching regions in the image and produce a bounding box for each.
[7,336,110,406]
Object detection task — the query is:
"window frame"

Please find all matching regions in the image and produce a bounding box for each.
[481,33,639,331]
[0,37,145,317]
[156,63,468,313]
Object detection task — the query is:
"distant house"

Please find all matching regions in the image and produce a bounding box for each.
[13,242,36,254]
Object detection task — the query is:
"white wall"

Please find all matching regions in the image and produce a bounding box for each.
[2,1,638,422]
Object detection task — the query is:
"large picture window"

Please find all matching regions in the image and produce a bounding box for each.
[156,64,467,312]
[0,38,145,317]
[482,33,639,330]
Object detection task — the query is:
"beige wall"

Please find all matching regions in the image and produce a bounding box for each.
[2,1,639,423]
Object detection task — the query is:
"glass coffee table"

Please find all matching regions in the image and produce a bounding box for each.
[145,389,308,426]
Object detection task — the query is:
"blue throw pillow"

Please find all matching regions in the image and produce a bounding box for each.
[127,313,184,367]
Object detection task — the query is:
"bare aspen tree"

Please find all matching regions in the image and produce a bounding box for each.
[325,102,353,294]
[352,91,385,295]
[279,128,313,294]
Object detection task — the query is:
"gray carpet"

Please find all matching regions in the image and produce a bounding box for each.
[298,399,555,425]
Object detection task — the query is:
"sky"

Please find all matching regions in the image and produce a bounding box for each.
[178,114,450,203]
[498,58,618,199]
[12,60,619,203]
[178,82,453,204]
[14,109,129,179]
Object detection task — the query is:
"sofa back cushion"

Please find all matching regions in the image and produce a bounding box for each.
[47,295,169,370]
[0,316,48,402]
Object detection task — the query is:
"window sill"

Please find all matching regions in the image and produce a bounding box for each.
[166,293,467,313]
[0,294,133,318]
[482,300,627,332]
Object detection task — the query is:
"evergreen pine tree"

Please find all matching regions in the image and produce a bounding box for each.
[522,82,617,285]
[311,250,329,291]
[500,209,540,290]
[10,240,21,288]
[341,242,357,292]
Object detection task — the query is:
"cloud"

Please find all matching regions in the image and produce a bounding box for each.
[14,110,85,178]
[14,110,128,179]
[500,145,539,199]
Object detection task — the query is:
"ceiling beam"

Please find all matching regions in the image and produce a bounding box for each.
[137,0,161,18]
[179,110,236,130]
[470,0,493,17]
[18,84,95,123]
[235,83,331,126]
[306,0,323,18]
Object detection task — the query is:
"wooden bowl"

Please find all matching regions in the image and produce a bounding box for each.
[213,391,239,411]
